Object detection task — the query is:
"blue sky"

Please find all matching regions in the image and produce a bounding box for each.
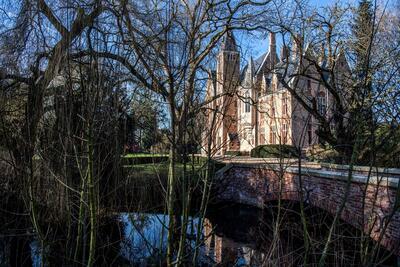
[240,0,397,61]
[238,0,359,61]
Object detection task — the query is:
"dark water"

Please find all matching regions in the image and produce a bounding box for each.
[119,213,205,265]
[0,201,397,266]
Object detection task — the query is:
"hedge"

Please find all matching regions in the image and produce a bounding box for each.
[225,151,243,156]
[124,155,169,165]
[250,144,298,158]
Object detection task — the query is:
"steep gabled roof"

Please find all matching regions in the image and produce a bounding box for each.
[239,42,279,85]
[240,51,276,84]
[273,58,300,88]
[274,44,351,90]
[242,57,255,87]
[255,50,279,75]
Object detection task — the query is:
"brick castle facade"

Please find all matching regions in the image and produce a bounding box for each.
[204,31,349,155]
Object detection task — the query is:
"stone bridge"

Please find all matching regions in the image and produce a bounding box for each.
[213,157,400,256]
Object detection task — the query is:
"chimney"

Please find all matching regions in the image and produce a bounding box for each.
[319,42,326,64]
[325,31,335,67]
[269,32,276,64]
[291,34,303,61]
[280,45,288,62]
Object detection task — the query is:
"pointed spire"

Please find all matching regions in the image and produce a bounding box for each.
[221,30,237,52]
[261,73,268,92]
[244,56,254,87]
[261,74,267,92]
[335,47,347,70]
[248,56,255,73]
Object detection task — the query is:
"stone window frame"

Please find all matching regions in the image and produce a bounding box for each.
[317,91,327,115]
[282,122,288,144]
[244,91,251,113]
[282,92,288,116]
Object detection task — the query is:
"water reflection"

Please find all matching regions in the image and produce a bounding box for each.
[120,213,168,263]
[120,213,204,265]
[0,202,397,266]
[117,204,269,266]
[204,218,266,266]
[203,204,269,266]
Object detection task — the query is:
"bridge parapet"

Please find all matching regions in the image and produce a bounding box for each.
[320,162,400,179]
[214,161,400,256]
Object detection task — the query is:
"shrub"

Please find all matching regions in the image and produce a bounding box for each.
[305,145,342,164]
[123,154,169,165]
[250,145,298,158]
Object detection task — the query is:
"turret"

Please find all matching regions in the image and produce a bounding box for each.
[216,30,240,153]
[217,30,240,94]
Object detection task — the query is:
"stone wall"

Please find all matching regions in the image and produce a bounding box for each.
[214,164,400,256]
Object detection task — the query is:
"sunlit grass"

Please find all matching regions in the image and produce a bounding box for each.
[123,161,204,174]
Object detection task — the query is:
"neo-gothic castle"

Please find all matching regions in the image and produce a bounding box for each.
[203,31,349,155]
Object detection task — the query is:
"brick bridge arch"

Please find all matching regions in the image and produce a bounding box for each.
[214,161,400,256]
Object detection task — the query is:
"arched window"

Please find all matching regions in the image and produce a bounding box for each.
[270,126,276,144]
[270,96,275,117]
[317,91,327,115]
[282,93,288,116]
[307,123,312,145]
[307,79,312,90]
[282,122,288,144]
[244,91,251,113]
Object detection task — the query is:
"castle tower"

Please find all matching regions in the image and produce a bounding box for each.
[217,31,240,94]
[216,31,240,153]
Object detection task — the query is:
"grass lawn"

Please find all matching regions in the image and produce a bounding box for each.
[123,161,205,174]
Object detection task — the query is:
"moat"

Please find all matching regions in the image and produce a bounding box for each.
[0,200,397,266]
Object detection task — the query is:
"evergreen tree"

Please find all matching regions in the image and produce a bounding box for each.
[352,0,374,118]
[345,0,376,159]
